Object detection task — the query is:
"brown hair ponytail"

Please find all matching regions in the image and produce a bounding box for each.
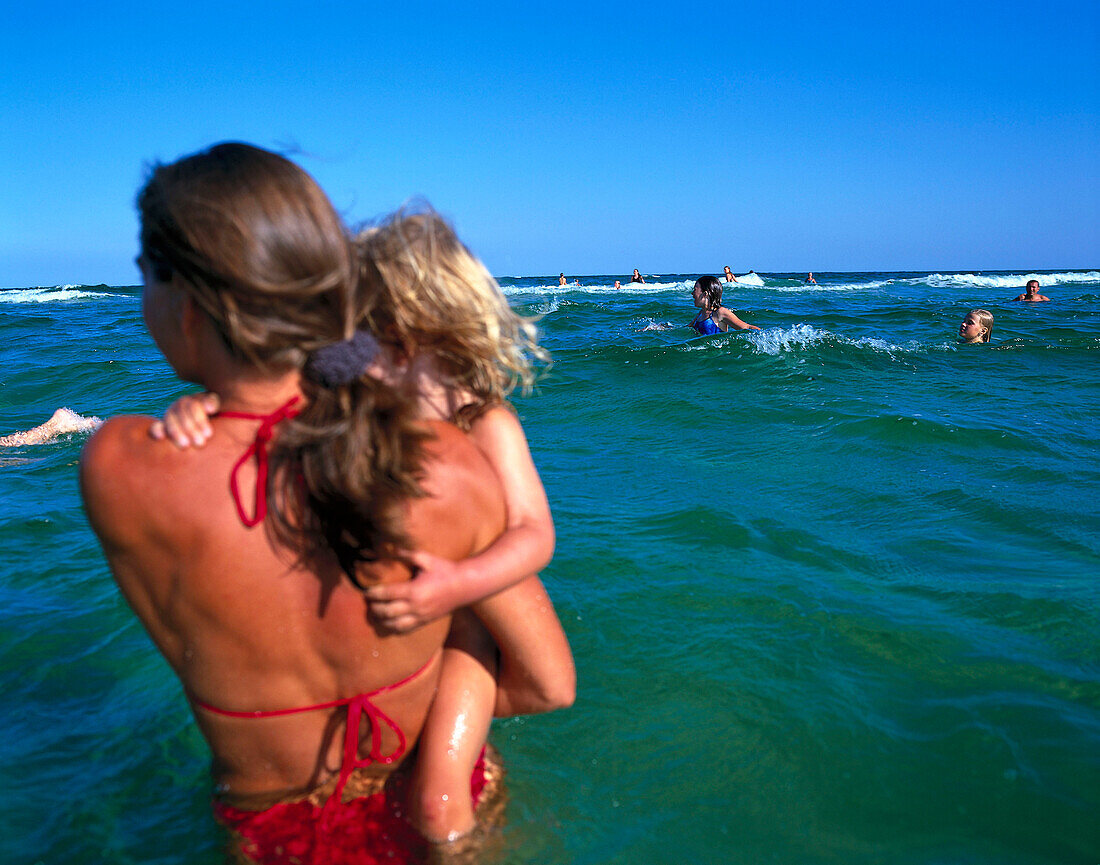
[138,142,425,578]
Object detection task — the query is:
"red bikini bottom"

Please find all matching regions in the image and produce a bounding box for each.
[215,746,505,864]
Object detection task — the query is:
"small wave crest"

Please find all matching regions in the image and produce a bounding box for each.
[744,324,914,356]
[0,286,123,303]
[924,271,1099,289]
[762,279,894,293]
[636,319,678,332]
[501,279,696,296]
[531,297,562,315]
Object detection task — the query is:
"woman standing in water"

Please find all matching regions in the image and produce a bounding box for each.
[81,143,573,863]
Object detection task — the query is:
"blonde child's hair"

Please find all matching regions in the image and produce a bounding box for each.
[356,207,547,422]
[970,308,994,342]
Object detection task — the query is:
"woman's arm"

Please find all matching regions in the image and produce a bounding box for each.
[1,408,102,447]
[366,406,555,632]
[719,307,761,331]
[472,575,575,716]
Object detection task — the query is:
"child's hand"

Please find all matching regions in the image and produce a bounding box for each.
[149,392,220,448]
[364,550,468,634]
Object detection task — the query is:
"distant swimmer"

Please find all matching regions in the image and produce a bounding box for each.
[805,272,817,284]
[631,269,645,284]
[1010,279,1050,302]
[0,407,102,446]
[614,280,621,289]
[723,266,737,283]
[574,279,580,286]
[958,309,994,344]
[559,273,567,286]
[690,275,761,335]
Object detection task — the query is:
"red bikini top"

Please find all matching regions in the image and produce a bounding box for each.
[218,396,301,527]
[205,395,433,813]
[194,653,437,814]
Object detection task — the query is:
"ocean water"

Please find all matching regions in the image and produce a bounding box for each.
[1,270,1097,864]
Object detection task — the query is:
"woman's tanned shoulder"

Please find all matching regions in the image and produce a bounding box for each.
[416,421,506,524]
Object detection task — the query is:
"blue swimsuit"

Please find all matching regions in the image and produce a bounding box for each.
[692,312,722,336]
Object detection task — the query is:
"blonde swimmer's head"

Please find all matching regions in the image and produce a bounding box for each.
[958,309,994,344]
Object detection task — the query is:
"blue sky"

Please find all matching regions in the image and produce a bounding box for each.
[1,0,1097,286]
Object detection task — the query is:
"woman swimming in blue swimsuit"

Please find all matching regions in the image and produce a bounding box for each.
[690,276,760,335]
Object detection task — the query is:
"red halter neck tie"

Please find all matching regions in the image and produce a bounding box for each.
[217,396,301,527]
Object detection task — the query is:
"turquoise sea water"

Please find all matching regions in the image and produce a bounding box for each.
[1,270,1098,864]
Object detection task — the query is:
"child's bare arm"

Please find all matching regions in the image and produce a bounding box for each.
[720,307,760,331]
[468,405,555,558]
[366,406,555,632]
[148,392,220,447]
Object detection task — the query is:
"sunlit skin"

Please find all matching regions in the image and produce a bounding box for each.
[958,311,990,344]
[148,318,572,845]
[723,266,737,283]
[1011,279,1051,302]
[691,283,761,331]
[0,407,101,447]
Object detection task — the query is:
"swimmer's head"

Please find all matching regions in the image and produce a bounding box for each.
[1026,279,1040,293]
[137,142,356,371]
[633,269,640,278]
[724,265,733,275]
[958,308,993,344]
[692,275,723,310]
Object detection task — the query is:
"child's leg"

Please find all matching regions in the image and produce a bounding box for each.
[410,609,498,842]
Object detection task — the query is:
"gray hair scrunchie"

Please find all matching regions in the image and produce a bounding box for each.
[304,330,382,387]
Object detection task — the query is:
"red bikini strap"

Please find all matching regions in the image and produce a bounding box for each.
[217,396,301,527]
[193,653,434,720]
[192,653,437,816]
[330,656,441,810]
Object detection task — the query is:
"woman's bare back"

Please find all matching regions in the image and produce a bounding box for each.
[82,413,505,798]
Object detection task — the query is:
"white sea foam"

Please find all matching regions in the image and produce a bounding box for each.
[923,271,1100,289]
[636,319,678,331]
[743,324,913,356]
[0,286,122,303]
[531,297,562,315]
[499,283,556,296]
[502,279,695,296]
[628,279,695,293]
[761,279,894,293]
